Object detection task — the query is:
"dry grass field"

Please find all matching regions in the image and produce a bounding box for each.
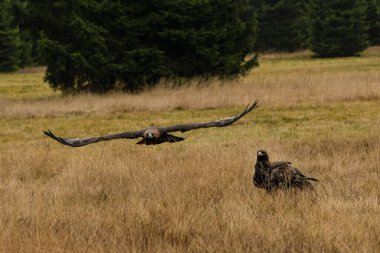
[0,48,380,252]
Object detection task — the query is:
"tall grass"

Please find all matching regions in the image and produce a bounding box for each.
[0,48,380,252]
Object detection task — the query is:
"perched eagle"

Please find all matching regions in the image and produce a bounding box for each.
[253,150,318,192]
[44,100,259,146]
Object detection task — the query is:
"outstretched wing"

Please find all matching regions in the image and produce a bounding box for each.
[43,129,145,147]
[158,99,259,133]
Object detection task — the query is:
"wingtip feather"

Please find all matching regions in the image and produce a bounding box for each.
[234,99,260,121]
[43,129,54,138]
[43,129,70,146]
[245,99,259,113]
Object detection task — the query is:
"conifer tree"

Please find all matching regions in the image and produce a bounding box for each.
[27,0,258,93]
[0,0,21,71]
[253,0,308,52]
[366,0,380,45]
[309,0,369,57]
[13,0,40,67]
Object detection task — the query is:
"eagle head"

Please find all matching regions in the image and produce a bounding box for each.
[257,150,269,162]
[144,127,161,140]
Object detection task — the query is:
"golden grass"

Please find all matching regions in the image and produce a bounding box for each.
[1,48,380,118]
[0,47,380,252]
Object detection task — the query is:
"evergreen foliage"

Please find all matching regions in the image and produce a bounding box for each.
[309,0,369,57]
[13,0,43,66]
[0,0,22,71]
[366,0,380,45]
[252,0,308,52]
[19,29,38,67]
[27,0,258,93]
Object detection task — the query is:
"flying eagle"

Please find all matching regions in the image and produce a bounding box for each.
[253,150,318,192]
[44,100,259,146]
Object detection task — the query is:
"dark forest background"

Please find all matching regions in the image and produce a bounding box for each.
[1,0,379,92]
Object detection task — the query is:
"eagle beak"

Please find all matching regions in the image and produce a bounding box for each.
[258,151,263,156]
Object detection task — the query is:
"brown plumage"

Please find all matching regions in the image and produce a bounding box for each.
[253,150,318,192]
[44,100,259,146]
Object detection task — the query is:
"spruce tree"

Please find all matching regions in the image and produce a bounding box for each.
[18,30,36,67]
[27,0,258,93]
[253,0,308,52]
[0,0,21,71]
[13,0,40,67]
[366,0,380,45]
[309,0,369,57]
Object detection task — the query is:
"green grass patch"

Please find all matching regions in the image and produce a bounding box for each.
[0,71,59,99]
[1,101,378,149]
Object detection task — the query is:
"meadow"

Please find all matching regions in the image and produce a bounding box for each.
[0,48,379,252]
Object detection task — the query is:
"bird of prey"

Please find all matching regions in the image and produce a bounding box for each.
[44,100,259,147]
[253,150,318,192]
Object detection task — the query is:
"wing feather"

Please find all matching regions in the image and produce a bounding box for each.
[43,129,145,147]
[158,99,259,133]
